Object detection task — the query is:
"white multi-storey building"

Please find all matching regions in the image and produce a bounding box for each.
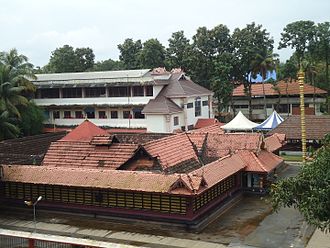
[32,68,213,133]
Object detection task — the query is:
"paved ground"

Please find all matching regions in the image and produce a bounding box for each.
[0,163,317,248]
[306,229,330,248]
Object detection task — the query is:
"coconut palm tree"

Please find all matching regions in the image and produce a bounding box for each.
[0,110,19,140]
[251,50,278,119]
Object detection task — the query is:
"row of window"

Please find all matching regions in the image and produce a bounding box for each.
[36,86,153,99]
[186,99,208,117]
[3,182,187,214]
[53,109,144,119]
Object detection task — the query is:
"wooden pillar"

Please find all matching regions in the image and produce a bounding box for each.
[28,239,35,248]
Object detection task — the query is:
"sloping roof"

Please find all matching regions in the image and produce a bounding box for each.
[254,111,284,131]
[143,133,201,172]
[0,132,66,165]
[233,81,327,97]
[142,92,183,114]
[264,133,286,152]
[1,165,180,193]
[159,72,213,98]
[237,150,283,172]
[204,133,262,160]
[60,120,109,142]
[189,123,225,134]
[113,133,173,144]
[33,69,155,87]
[43,141,138,169]
[187,133,207,152]
[194,118,220,129]
[268,115,330,140]
[221,111,259,131]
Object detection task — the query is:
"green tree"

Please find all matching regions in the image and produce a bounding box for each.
[0,110,19,140]
[166,31,192,70]
[47,45,95,73]
[271,134,330,232]
[18,102,44,136]
[251,50,278,118]
[139,38,165,69]
[117,39,142,69]
[279,20,316,67]
[190,24,232,89]
[232,22,274,119]
[92,59,125,71]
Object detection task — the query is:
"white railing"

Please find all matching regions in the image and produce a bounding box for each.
[45,118,147,128]
[34,96,153,106]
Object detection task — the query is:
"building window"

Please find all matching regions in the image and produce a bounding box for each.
[188,124,194,130]
[132,86,144,96]
[123,110,131,119]
[99,111,107,119]
[202,100,208,106]
[110,111,118,119]
[64,111,71,119]
[38,88,60,99]
[174,116,179,126]
[276,104,289,113]
[133,109,145,119]
[53,111,60,119]
[187,103,193,108]
[195,98,201,117]
[109,87,129,97]
[146,86,153,96]
[85,87,106,97]
[235,105,248,109]
[75,111,83,119]
[85,107,95,119]
[251,105,264,110]
[62,88,82,98]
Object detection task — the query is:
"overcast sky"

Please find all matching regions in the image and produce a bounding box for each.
[1,0,329,67]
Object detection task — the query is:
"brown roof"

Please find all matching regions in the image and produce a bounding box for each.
[204,133,262,161]
[143,133,201,172]
[187,133,207,152]
[0,132,66,165]
[233,81,327,97]
[264,133,286,152]
[43,141,138,169]
[142,93,183,114]
[268,115,330,140]
[90,135,115,145]
[162,73,213,98]
[114,133,173,144]
[189,123,225,134]
[60,120,109,142]
[194,118,220,129]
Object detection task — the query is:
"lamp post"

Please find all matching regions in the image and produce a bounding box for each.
[25,196,42,232]
[298,70,307,162]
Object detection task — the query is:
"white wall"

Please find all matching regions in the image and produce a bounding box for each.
[46,118,146,128]
[153,85,164,97]
[145,115,168,133]
[186,96,210,127]
[170,113,184,132]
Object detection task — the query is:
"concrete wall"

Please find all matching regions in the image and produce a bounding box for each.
[145,115,168,133]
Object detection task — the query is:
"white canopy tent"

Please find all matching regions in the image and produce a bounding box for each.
[253,110,284,131]
[221,111,259,132]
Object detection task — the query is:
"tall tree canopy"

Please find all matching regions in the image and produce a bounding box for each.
[117,39,142,69]
[165,31,192,71]
[139,38,165,69]
[271,134,330,232]
[279,20,316,67]
[47,45,95,73]
[0,49,42,140]
[232,22,274,118]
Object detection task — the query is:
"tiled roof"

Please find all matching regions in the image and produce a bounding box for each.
[194,118,220,129]
[189,123,225,134]
[187,133,207,152]
[233,81,327,97]
[237,150,283,173]
[264,133,286,152]
[0,132,66,165]
[142,92,183,114]
[90,135,115,145]
[1,165,180,193]
[162,73,213,98]
[114,133,173,144]
[143,133,201,172]
[204,133,262,161]
[268,115,330,140]
[43,141,138,169]
[60,120,109,142]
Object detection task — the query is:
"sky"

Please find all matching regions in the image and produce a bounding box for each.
[1,0,329,67]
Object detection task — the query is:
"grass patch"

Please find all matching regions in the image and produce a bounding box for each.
[281,155,303,162]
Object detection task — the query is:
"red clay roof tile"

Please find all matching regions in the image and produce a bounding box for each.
[194,118,220,129]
